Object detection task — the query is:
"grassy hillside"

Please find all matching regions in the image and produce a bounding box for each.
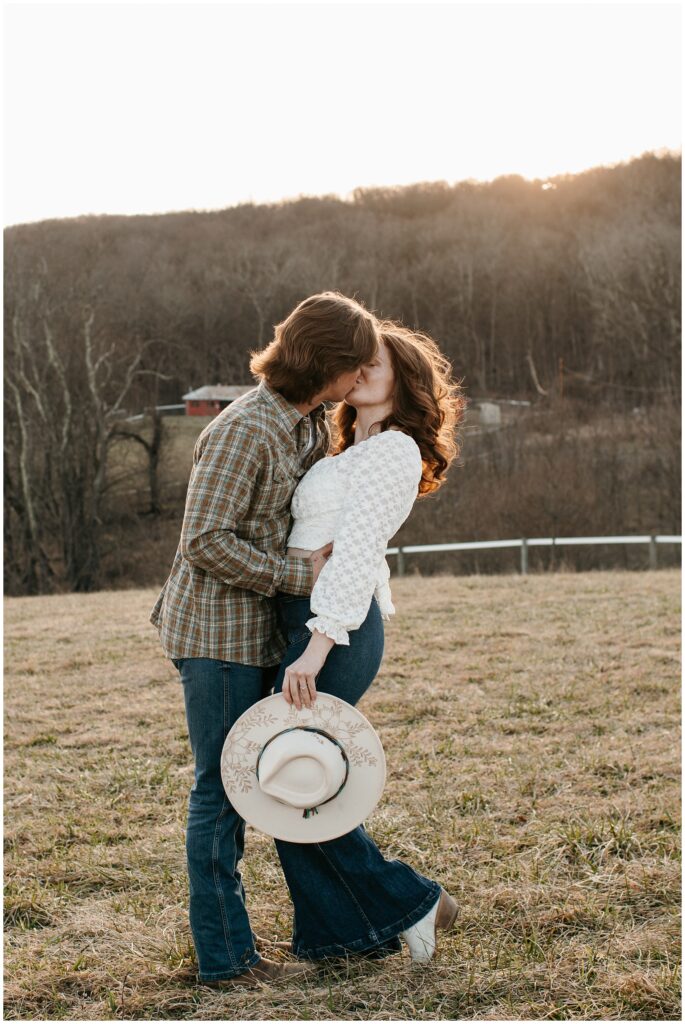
[3,571,681,1020]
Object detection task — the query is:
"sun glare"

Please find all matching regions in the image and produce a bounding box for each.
[3,3,680,226]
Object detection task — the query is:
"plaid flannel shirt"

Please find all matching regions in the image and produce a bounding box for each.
[150,379,331,666]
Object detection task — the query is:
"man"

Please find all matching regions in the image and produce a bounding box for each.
[150,291,379,988]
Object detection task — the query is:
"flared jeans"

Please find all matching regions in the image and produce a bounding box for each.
[172,593,440,981]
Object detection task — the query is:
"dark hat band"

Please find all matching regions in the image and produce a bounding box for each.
[255,725,350,819]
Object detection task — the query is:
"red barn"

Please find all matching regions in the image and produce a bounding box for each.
[182,384,255,416]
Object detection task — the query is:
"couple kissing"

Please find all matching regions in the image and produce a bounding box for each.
[151,290,465,987]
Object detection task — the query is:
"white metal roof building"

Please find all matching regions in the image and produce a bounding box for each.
[181,385,255,401]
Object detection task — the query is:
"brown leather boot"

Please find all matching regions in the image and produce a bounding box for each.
[435,889,459,931]
[202,956,315,989]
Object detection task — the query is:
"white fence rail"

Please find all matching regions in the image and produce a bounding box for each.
[386,535,682,575]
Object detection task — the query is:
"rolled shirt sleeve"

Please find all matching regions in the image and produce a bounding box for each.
[305,431,423,644]
[180,421,314,598]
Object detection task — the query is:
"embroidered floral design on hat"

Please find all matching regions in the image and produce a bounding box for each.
[221,708,278,793]
[221,696,379,795]
[284,697,378,767]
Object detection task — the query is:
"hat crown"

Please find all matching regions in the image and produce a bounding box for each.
[257,729,347,810]
[221,693,386,843]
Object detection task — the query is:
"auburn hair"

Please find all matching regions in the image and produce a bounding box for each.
[248,291,379,403]
[330,320,466,496]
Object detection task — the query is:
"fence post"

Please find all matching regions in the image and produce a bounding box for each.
[649,535,658,570]
[520,538,528,575]
[397,547,405,577]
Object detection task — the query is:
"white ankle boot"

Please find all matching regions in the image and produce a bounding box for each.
[399,889,459,962]
[400,894,441,961]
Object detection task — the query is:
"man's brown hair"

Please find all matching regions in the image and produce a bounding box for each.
[249,291,379,403]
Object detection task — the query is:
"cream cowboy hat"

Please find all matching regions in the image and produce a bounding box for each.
[220,693,386,843]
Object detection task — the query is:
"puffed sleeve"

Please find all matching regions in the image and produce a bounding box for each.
[305,431,423,644]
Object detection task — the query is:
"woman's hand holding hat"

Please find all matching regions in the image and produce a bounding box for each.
[282,629,335,708]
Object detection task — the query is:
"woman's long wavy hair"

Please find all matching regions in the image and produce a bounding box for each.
[330,320,466,496]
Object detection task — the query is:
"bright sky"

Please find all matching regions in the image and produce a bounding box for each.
[3,1,681,227]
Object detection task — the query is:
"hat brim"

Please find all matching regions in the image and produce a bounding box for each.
[220,693,386,842]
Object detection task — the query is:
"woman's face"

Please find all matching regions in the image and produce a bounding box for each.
[344,339,395,407]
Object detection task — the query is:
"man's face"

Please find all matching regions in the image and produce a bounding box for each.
[322,367,367,403]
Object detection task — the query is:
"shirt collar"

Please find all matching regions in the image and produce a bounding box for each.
[257,378,327,433]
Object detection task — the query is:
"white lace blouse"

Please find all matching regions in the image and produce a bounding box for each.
[286,428,423,645]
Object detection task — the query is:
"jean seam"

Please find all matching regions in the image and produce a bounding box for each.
[207,664,239,972]
[314,842,379,944]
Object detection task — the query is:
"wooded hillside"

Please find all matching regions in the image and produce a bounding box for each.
[4,151,681,594]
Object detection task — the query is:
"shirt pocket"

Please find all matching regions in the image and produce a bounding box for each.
[248,459,296,517]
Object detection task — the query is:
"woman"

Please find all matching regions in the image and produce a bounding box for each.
[269,319,466,964]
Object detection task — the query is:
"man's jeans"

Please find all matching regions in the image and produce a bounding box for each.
[171,657,276,981]
[172,595,440,980]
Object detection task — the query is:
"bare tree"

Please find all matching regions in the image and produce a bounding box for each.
[577,216,681,397]
[4,264,168,592]
[111,406,165,516]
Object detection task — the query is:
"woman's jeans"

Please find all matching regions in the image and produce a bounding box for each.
[172,593,439,980]
[271,591,440,960]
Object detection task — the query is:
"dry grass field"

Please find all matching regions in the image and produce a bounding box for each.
[3,570,681,1020]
